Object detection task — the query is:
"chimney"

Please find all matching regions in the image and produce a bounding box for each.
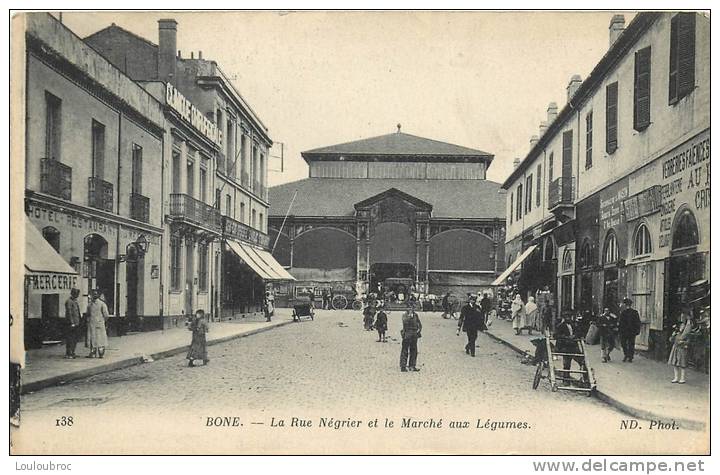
[609,14,626,47]
[566,74,582,102]
[158,19,178,84]
[190,51,194,59]
[547,102,558,125]
[539,120,548,137]
[513,158,521,169]
[198,50,203,60]
[530,135,539,148]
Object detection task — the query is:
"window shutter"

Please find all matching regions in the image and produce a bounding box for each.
[606,82,618,154]
[509,192,513,224]
[536,164,542,207]
[562,130,572,178]
[677,13,696,98]
[634,47,651,131]
[585,111,593,169]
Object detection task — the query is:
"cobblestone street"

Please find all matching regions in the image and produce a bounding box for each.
[16,310,706,454]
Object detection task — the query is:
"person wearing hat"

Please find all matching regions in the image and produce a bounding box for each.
[400,301,422,372]
[457,295,484,357]
[64,288,81,359]
[86,289,109,358]
[618,298,641,362]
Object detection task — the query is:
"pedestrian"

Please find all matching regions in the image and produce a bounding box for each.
[264,291,275,322]
[479,292,492,322]
[329,289,335,309]
[618,298,641,362]
[511,294,529,335]
[597,307,619,362]
[441,292,452,319]
[85,289,109,358]
[538,303,553,335]
[64,288,81,359]
[525,296,538,335]
[400,302,422,372]
[668,309,694,384]
[457,295,484,357]
[187,309,209,367]
[363,300,376,331]
[308,289,316,309]
[322,289,329,309]
[554,313,585,371]
[375,305,388,342]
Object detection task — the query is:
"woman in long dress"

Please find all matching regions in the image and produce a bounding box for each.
[187,310,209,367]
[525,296,538,335]
[511,294,528,335]
[668,310,694,384]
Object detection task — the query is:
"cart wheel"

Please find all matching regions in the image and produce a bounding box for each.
[532,362,543,390]
[332,295,348,310]
[351,300,363,311]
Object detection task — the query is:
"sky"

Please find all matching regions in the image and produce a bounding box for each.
[60,10,635,187]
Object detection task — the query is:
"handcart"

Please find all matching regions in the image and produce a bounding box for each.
[531,332,596,396]
[292,303,315,322]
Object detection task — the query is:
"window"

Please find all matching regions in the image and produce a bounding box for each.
[562,249,573,272]
[634,47,652,131]
[509,192,514,224]
[42,226,60,252]
[186,159,195,197]
[669,13,696,104]
[251,209,257,228]
[172,150,181,194]
[603,231,618,265]
[525,175,533,213]
[240,202,246,223]
[548,152,554,181]
[585,111,593,169]
[91,120,105,178]
[131,144,143,194]
[225,195,232,217]
[259,213,264,232]
[634,223,652,256]
[199,165,207,204]
[198,243,208,292]
[515,184,523,220]
[579,240,593,268]
[562,130,573,178]
[535,165,542,207]
[45,92,61,160]
[215,188,221,209]
[170,236,182,291]
[606,82,618,154]
[672,209,699,250]
[226,120,235,176]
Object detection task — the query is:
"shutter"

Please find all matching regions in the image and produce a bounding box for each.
[585,111,593,169]
[562,130,572,177]
[669,15,679,103]
[606,82,618,153]
[634,47,651,131]
[677,13,696,99]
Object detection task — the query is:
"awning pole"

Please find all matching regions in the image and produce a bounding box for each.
[272,189,298,253]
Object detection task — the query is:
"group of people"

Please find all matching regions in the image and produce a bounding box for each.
[360,298,420,371]
[63,288,110,359]
[361,299,389,342]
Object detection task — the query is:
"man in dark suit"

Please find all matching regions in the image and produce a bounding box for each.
[618,298,642,362]
[400,302,422,372]
[458,295,485,357]
[554,313,583,371]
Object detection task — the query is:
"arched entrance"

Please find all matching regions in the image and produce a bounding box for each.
[84,233,114,314]
[666,209,703,324]
[369,222,416,295]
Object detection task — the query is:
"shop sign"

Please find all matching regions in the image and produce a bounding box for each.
[26,273,78,294]
[166,84,222,146]
[26,203,116,237]
[120,227,160,245]
[622,185,663,221]
[599,181,629,231]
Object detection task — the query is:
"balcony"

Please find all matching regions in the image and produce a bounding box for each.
[169,193,221,233]
[222,215,270,248]
[130,192,150,223]
[88,176,114,212]
[40,158,72,201]
[548,176,575,211]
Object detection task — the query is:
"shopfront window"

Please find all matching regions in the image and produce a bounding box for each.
[579,239,593,268]
[42,226,60,252]
[633,223,652,256]
[672,209,699,250]
[562,249,573,272]
[603,231,618,265]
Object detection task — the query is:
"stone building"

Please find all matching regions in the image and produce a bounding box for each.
[23,13,166,345]
[501,12,709,364]
[268,128,506,307]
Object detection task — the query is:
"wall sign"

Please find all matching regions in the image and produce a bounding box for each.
[25,273,78,294]
[166,84,222,146]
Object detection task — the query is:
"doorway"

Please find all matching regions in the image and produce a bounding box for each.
[126,257,143,331]
[84,233,114,313]
[185,240,195,315]
[603,267,619,314]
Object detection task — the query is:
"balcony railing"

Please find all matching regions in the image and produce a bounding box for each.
[130,192,150,223]
[169,193,221,232]
[548,176,575,210]
[222,215,270,248]
[40,158,72,201]
[88,176,114,212]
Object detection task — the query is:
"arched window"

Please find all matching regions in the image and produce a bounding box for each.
[672,209,699,250]
[633,223,652,256]
[603,231,618,265]
[42,226,60,252]
[543,237,555,261]
[579,239,593,268]
[562,249,573,272]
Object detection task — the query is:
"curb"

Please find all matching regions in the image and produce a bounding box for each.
[483,330,707,432]
[21,319,294,395]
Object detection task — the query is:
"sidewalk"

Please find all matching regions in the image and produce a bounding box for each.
[21,310,294,394]
[485,318,709,431]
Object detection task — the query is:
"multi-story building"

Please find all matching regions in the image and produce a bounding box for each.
[23,13,166,345]
[501,12,709,364]
[268,128,506,307]
[86,19,291,323]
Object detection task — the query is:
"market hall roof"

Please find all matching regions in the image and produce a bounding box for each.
[268,178,506,220]
[301,131,494,165]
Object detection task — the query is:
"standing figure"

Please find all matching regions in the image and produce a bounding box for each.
[187,309,209,367]
[668,309,694,384]
[618,298,641,362]
[538,304,554,335]
[86,289,109,358]
[457,295,484,356]
[597,307,619,362]
[441,292,452,319]
[525,296,538,335]
[400,302,422,372]
[511,294,528,335]
[264,291,275,322]
[363,301,376,331]
[375,306,388,342]
[64,288,81,359]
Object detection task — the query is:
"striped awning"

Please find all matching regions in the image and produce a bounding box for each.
[225,240,295,281]
[490,244,538,286]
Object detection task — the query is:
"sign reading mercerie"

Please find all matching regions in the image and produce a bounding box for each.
[166,83,223,146]
[26,274,79,294]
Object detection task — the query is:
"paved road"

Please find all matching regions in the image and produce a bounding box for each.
[16,310,703,454]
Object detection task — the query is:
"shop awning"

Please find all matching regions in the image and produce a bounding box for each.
[490,244,538,286]
[226,240,295,281]
[25,218,79,293]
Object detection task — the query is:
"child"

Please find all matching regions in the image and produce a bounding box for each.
[187,309,209,367]
[375,306,388,342]
[363,301,376,331]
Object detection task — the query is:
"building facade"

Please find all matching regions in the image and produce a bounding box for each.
[268,129,506,307]
[502,12,709,365]
[23,13,166,345]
